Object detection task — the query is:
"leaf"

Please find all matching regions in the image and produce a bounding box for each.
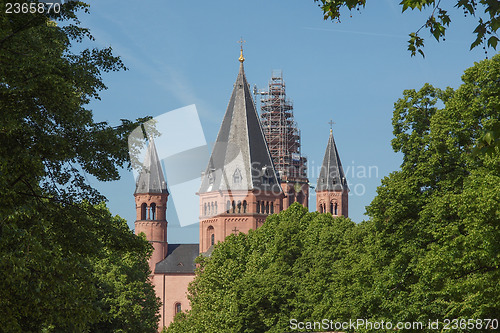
[470,35,483,50]
[483,131,494,145]
[490,17,500,32]
[487,36,499,49]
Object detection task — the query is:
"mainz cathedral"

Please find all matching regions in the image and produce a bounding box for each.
[133,48,349,330]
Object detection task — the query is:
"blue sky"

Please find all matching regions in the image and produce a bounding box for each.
[79,0,490,243]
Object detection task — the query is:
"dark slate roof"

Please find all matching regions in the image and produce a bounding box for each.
[200,245,214,257]
[199,61,282,194]
[155,244,199,274]
[316,130,349,192]
[135,137,168,194]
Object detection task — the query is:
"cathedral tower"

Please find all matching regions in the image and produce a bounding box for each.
[316,129,349,217]
[259,71,309,210]
[134,137,169,273]
[198,50,284,254]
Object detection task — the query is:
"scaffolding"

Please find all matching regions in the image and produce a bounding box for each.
[259,71,307,183]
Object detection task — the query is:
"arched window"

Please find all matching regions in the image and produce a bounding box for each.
[210,202,214,215]
[150,203,156,220]
[319,203,323,213]
[266,202,269,214]
[141,203,147,220]
[330,202,334,214]
[232,201,236,213]
[204,203,207,216]
[207,226,215,246]
[243,200,247,213]
[334,203,338,215]
[256,201,260,213]
[237,200,242,213]
[261,201,265,214]
[214,202,218,214]
[270,202,274,214]
[226,200,231,213]
[175,302,182,314]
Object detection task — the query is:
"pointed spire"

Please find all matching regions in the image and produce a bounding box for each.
[199,57,281,194]
[135,137,168,194]
[316,130,348,192]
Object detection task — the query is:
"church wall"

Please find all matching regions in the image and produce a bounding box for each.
[154,273,195,331]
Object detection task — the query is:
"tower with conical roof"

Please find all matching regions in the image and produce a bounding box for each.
[134,137,169,273]
[316,129,349,217]
[198,48,284,253]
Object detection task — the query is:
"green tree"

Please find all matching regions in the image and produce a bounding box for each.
[365,54,500,329]
[0,1,158,331]
[314,0,500,57]
[89,204,160,333]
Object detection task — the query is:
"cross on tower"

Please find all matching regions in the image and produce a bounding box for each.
[329,119,336,130]
[232,227,239,235]
[238,37,246,51]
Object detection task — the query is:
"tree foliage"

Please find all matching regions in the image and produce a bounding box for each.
[366,53,500,325]
[167,56,499,333]
[314,0,500,57]
[0,1,158,331]
[89,204,161,333]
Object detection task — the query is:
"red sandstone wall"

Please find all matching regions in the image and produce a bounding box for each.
[315,190,348,218]
[198,190,282,253]
[154,273,195,331]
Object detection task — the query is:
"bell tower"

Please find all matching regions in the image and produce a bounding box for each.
[198,48,284,254]
[134,137,169,273]
[316,128,349,217]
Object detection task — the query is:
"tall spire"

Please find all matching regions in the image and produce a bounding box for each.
[135,137,168,194]
[199,55,281,194]
[316,130,348,192]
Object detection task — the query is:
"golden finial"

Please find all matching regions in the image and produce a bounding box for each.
[238,37,246,63]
